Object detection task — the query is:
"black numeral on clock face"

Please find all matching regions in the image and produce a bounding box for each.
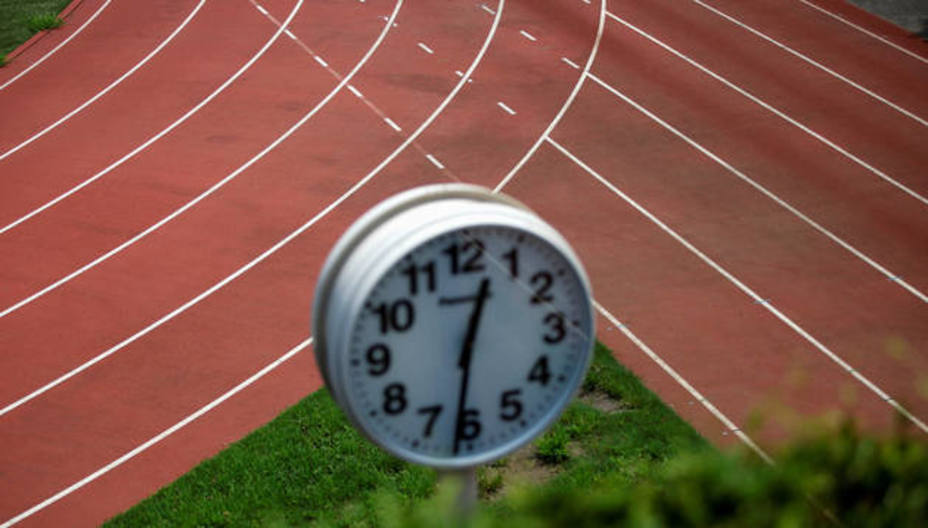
[499,389,523,421]
[443,239,485,275]
[459,408,482,441]
[502,247,518,278]
[401,261,436,296]
[370,300,415,334]
[417,405,443,437]
[365,344,391,376]
[530,271,554,304]
[383,383,407,415]
[528,356,551,386]
[543,312,566,344]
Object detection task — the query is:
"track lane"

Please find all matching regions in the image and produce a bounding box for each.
[0,0,507,521]
[724,0,928,111]
[0,1,405,317]
[606,0,928,201]
[0,1,612,522]
[797,0,928,64]
[547,82,928,429]
[586,24,928,298]
[0,0,299,231]
[503,141,904,443]
[689,0,928,125]
[0,0,206,157]
[0,0,413,410]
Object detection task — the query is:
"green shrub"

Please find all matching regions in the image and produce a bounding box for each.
[384,421,928,527]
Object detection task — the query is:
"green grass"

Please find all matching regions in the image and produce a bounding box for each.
[0,0,70,60]
[105,342,708,526]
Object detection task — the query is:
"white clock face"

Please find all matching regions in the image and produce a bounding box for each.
[336,224,593,466]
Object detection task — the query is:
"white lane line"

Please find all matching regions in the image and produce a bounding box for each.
[285,28,297,40]
[798,0,928,65]
[587,72,928,303]
[0,1,207,162]
[0,0,114,92]
[314,55,329,68]
[0,0,386,322]
[348,84,363,98]
[596,302,772,464]
[605,10,928,207]
[0,0,504,415]
[548,136,928,435]
[494,0,606,192]
[0,0,306,236]
[690,0,928,128]
[255,4,268,16]
[417,42,434,54]
[520,30,537,42]
[481,4,496,15]
[0,338,312,528]
[454,70,474,82]
[497,101,516,115]
[425,153,445,169]
[384,117,402,131]
[561,56,580,69]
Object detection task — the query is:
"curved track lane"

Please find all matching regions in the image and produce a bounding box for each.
[1,0,926,525]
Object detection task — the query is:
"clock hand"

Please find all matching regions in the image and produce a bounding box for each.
[442,278,491,454]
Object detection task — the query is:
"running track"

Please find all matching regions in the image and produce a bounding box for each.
[0,0,925,525]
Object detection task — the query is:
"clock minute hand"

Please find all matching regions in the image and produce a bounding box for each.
[439,278,491,454]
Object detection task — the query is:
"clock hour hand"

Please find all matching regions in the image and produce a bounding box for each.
[441,278,491,453]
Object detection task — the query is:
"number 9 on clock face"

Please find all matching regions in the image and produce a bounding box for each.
[315,185,594,469]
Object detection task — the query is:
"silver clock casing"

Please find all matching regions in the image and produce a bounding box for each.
[312,184,594,468]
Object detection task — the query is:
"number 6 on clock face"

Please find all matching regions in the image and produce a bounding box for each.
[314,185,594,469]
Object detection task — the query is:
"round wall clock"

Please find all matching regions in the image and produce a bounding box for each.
[313,184,594,469]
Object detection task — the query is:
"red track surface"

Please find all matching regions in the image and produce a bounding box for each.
[1,0,925,525]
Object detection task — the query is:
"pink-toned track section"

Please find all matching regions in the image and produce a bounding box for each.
[1,0,926,525]
[0,0,595,523]
[0,0,113,91]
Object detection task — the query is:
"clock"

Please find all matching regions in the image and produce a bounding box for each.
[313,184,594,469]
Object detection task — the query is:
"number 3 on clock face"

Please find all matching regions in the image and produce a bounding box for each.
[340,223,593,467]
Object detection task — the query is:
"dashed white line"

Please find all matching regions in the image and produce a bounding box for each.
[314,55,329,68]
[255,3,268,16]
[493,0,605,192]
[384,117,402,132]
[798,0,928,65]
[497,101,517,115]
[605,10,928,207]
[454,70,474,82]
[0,0,113,92]
[417,42,434,54]
[520,30,537,41]
[0,0,207,161]
[587,72,928,303]
[547,136,928,435]
[481,4,496,15]
[284,28,297,40]
[0,0,503,417]
[561,56,580,69]
[689,0,928,128]
[0,0,306,236]
[348,85,363,98]
[425,153,445,169]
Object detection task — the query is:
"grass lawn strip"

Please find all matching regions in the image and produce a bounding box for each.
[104,343,708,526]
